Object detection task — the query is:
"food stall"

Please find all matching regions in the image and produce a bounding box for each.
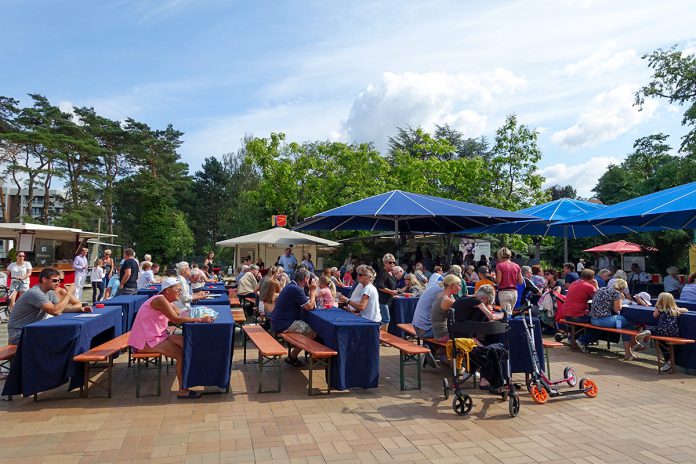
[0,223,115,286]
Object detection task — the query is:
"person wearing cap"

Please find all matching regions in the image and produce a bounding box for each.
[128,278,214,399]
[173,261,209,311]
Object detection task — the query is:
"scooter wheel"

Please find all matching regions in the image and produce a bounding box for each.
[530,384,549,404]
[442,378,450,400]
[564,366,577,387]
[452,394,473,416]
[579,378,598,398]
[509,393,520,417]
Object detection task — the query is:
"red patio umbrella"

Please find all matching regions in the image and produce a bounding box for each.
[583,240,658,270]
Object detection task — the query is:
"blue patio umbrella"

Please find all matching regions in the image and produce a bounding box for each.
[554,181,696,229]
[293,190,535,235]
[460,198,665,261]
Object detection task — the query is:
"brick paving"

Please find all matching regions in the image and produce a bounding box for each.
[2,329,696,464]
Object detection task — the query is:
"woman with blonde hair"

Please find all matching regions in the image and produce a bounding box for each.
[636,292,688,372]
[430,275,463,343]
[337,264,381,324]
[405,273,424,296]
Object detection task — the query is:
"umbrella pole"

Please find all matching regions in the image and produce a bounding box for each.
[394,219,400,261]
[563,226,568,263]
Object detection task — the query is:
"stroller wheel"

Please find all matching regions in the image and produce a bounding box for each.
[530,384,549,404]
[452,394,473,416]
[563,366,577,387]
[442,378,450,400]
[508,393,520,417]
[579,378,598,398]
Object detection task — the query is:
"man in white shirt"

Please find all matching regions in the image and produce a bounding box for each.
[628,263,651,284]
[72,247,89,300]
[7,252,32,311]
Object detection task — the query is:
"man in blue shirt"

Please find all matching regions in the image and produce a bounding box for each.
[562,263,580,291]
[270,268,317,366]
[596,269,611,288]
[411,281,443,368]
[277,248,298,279]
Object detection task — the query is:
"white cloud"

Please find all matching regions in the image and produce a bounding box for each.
[342,69,525,149]
[539,155,622,198]
[557,41,638,77]
[550,83,658,149]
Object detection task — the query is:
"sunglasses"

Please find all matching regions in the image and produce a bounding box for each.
[357,273,368,277]
[51,278,61,283]
[387,261,395,264]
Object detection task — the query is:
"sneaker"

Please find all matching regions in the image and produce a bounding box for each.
[635,329,651,344]
[574,339,587,353]
[554,332,565,342]
[660,361,672,372]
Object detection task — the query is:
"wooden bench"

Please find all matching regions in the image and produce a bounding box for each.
[131,351,162,397]
[396,323,421,345]
[380,332,431,390]
[1,344,17,400]
[279,333,337,395]
[73,332,131,398]
[243,325,286,393]
[542,340,563,377]
[561,319,695,374]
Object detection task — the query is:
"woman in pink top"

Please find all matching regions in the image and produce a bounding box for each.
[128,277,214,399]
[494,247,523,315]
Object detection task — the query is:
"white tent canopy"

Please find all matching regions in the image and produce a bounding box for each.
[216,227,339,247]
[0,223,115,242]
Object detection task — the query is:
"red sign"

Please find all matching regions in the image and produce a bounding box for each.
[272,215,287,227]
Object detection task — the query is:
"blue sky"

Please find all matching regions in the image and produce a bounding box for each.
[3,0,696,197]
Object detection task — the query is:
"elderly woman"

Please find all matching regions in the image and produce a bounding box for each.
[342,264,355,287]
[664,266,683,297]
[174,261,209,311]
[392,266,407,293]
[588,278,639,360]
[128,277,214,399]
[329,267,345,288]
[680,272,696,301]
[337,264,381,323]
[464,265,479,284]
[607,270,633,303]
[430,274,463,343]
[449,265,467,298]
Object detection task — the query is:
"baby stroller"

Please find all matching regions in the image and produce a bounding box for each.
[442,310,520,418]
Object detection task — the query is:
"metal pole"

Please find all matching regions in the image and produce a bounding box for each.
[563,226,568,263]
[394,218,400,262]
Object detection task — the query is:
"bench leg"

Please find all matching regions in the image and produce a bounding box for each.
[82,362,90,399]
[308,355,314,396]
[157,356,162,396]
[257,352,282,393]
[108,357,113,398]
[399,352,422,391]
[545,346,551,377]
[136,358,141,398]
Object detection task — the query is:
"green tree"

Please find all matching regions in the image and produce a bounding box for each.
[547,185,578,200]
[488,114,547,210]
[188,156,233,250]
[636,45,696,151]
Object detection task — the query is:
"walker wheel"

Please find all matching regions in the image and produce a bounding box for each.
[452,394,473,416]
[530,384,549,404]
[442,378,450,400]
[579,378,598,398]
[509,393,520,417]
[563,366,577,387]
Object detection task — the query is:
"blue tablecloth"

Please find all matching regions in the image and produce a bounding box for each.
[103,294,148,332]
[193,292,229,306]
[137,285,159,296]
[182,304,234,389]
[303,308,380,390]
[674,299,696,311]
[621,304,696,369]
[198,283,228,294]
[507,317,545,374]
[2,306,122,397]
[338,286,353,298]
[388,296,419,337]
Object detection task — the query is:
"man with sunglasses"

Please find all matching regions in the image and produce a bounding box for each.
[7,267,91,345]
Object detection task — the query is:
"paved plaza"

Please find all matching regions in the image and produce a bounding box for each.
[2,332,696,464]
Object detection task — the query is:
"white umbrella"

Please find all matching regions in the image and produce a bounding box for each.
[216,227,339,247]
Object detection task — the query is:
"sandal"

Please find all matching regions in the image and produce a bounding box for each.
[177,390,203,399]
